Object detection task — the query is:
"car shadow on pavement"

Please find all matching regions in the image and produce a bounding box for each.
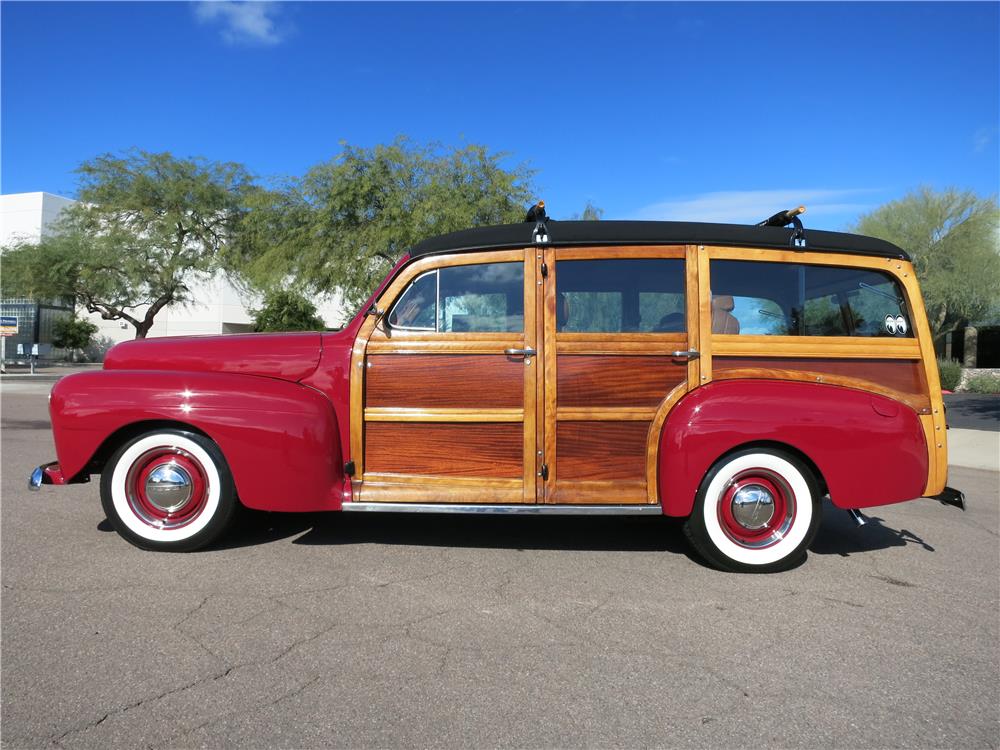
[213,509,701,557]
[810,501,935,557]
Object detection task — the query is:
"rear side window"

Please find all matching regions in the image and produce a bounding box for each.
[388,262,524,333]
[710,260,912,337]
[556,258,686,333]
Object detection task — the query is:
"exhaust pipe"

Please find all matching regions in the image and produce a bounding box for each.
[847,508,867,527]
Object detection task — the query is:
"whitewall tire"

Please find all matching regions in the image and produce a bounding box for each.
[684,448,821,573]
[100,429,238,552]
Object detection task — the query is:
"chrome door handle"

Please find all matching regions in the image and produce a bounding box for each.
[671,349,700,360]
[504,348,538,357]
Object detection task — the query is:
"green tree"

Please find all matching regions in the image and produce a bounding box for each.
[852,187,1000,340]
[251,289,326,332]
[2,150,255,338]
[570,201,604,220]
[51,315,99,361]
[231,137,535,311]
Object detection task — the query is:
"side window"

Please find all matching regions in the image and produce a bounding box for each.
[710,260,913,337]
[556,258,686,333]
[387,262,524,333]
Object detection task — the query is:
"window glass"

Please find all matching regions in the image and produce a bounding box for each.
[710,260,912,337]
[387,262,524,333]
[387,271,436,330]
[556,259,686,333]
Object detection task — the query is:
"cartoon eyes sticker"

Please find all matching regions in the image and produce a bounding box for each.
[884,314,908,335]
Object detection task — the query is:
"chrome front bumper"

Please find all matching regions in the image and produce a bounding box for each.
[28,462,69,491]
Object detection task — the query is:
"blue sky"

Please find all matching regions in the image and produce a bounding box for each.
[2,1,998,230]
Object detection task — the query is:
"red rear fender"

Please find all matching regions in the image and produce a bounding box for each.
[658,380,928,516]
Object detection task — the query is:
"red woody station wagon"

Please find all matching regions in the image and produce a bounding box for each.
[30,207,965,572]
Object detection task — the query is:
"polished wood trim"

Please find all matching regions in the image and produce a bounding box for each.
[696,244,712,383]
[685,245,701,386]
[548,480,648,505]
[707,246,909,270]
[364,407,524,422]
[350,315,377,476]
[362,472,521,488]
[711,367,930,413]
[712,335,922,359]
[533,248,546,502]
[555,340,691,355]
[902,263,948,495]
[555,245,686,260]
[359,480,525,504]
[543,247,558,498]
[644,382,690,504]
[556,407,656,421]
[367,339,524,354]
[523,250,538,502]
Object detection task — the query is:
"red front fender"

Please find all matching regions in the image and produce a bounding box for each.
[657,380,928,516]
[49,370,345,512]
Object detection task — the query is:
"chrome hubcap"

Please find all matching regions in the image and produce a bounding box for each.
[731,483,775,530]
[144,464,193,512]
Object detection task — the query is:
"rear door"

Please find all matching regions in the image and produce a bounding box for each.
[541,246,695,504]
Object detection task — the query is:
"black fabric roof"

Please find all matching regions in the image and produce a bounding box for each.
[408,220,909,261]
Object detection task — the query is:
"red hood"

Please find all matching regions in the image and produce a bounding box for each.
[104,332,322,382]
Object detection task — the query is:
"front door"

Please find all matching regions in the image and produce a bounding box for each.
[355,249,540,504]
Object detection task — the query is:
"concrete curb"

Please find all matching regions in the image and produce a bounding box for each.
[947,428,999,472]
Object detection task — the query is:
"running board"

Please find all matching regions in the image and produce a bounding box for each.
[342,502,663,516]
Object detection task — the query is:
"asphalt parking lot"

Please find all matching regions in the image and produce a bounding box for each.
[2,381,998,749]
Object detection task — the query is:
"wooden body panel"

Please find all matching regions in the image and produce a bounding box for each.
[364,422,523,478]
[713,357,931,412]
[557,356,687,408]
[555,421,649,481]
[366,355,523,408]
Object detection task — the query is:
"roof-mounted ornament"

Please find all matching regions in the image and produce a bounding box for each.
[525,201,549,245]
[757,205,807,248]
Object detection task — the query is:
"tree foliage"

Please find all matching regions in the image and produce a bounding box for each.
[51,315,99,360]
[853,187,1000,339]
[570,201,604,221]
[1,150,255,338]
[251,289,326,332]
[231,138,535,310]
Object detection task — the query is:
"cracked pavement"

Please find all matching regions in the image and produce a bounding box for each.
[2,384,998,748]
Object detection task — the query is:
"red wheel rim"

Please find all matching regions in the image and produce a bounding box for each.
[125,448,209,529]
[717,468,797,549]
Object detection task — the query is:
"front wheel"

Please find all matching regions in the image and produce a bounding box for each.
[684,448,821,573]
[101,429,238,552]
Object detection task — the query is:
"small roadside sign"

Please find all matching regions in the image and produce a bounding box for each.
[0,316,17,337]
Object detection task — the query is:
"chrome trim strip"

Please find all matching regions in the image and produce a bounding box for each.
[341,502,663,516]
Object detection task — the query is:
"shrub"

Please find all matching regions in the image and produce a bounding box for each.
[937,358,963,391]
[964,372,1000,394]
[252,289,325,332]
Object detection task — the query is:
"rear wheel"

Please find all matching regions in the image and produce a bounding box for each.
[100,429,238,552]
[684,448,821,573]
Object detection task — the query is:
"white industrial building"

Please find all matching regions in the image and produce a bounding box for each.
[0,192,346,355]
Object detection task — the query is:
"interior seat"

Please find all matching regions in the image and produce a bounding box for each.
[711,295,740,334]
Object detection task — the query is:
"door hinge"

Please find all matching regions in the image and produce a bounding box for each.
[540,262,548,278]
[539,463,549,481]
[344,460,356,477]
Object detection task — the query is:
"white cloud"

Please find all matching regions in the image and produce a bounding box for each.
[194,1,286,46]
[632,188,880,226]
[973,127,996,154]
